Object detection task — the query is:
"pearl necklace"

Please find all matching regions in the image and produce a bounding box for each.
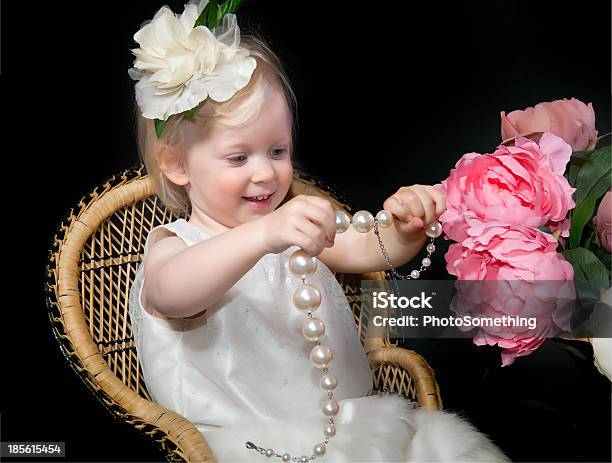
[245,209,443,461]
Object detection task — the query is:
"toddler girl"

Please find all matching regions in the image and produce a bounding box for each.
[128,2,510,461]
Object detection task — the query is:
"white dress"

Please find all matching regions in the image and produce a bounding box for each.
[128,218,510,463]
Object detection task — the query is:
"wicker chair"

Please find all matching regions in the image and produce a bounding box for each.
[46,165,442,463]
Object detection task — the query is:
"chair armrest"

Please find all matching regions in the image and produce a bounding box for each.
[367,346,442,411]
[127,398,218,463]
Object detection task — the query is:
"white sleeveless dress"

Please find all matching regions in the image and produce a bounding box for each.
[128,219,510,463]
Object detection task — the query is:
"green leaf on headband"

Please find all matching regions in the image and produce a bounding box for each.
[155,119,166,138]
[194,0,247,30]
[185,106,198,119]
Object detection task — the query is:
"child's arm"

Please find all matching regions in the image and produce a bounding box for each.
[143,194,339,319]
[318,184,445,274]
[143,219,268,319]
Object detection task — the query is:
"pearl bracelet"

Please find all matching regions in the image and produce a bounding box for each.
[336,209,443,280]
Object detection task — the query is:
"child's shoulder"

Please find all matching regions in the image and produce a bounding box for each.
[145,218,207,252]
[145,223,189,267]
[146,218,186,247]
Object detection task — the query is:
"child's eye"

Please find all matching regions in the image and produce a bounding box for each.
[228,154,247,164]
[271,148,287,157]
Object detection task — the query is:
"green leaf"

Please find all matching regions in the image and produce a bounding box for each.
[595,131,611,146]
[569,192,598,248]
[573,145,611,205]
[562,247,610,300]
[570,150,594,162]
[594,246,611,275]
[155,119,166,138]
[538,226,552,234]
[584,230,595,250]
[556,342,588,361]
[567,146,611,248]
[195,1,220,29]
[185,106,199,119]
[566,162,581,188]
[194,0,246,30]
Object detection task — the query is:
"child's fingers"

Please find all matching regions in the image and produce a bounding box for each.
[382,195,414,223]
[425,185,447,217]
[402,186,437,225]
[298,218,331,247]
[293,226,324,256]
[394,188,427,224]
[298,196,337,241]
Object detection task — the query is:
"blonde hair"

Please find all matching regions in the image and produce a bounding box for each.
[134,32,299,216]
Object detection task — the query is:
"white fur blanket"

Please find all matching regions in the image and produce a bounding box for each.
[198,392,511,462]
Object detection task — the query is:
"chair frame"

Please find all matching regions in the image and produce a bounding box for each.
[46,164,441,462]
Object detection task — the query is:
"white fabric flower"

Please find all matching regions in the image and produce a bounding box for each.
[128,0,257,120]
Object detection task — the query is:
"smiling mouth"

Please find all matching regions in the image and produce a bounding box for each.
[242,192,275,201]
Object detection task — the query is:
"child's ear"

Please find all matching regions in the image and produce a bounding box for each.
[155,145,189,186]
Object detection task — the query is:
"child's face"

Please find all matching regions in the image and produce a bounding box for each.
[182,85,294,231]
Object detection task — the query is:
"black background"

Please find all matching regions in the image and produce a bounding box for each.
[2,0,611,462]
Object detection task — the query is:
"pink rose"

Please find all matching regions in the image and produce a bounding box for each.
[500,98,598,152]
[445,218,574,281]
[593,191,612,252]
[445,219,575,366]
[438,132,576,241]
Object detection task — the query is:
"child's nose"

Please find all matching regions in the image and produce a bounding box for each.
[252,159,276,183]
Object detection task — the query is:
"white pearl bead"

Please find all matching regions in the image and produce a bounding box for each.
[351,210,374,233]
[425,221,443,238]
[324,423,336,437]
[410,269,420,279]
[422,257,431,267]
[320,372,338,391]
[265,448,274,457]
[322,398,340,416]
[300,456,308,463]
[310,345,333,368]
[302,318,325,341]
[335,210,351,233]
[376,210,394,228]
[288,249,317,279]
[292,284,321,313]
[282,454,291,462]
[313,443,326,456]
[426,243,436,253]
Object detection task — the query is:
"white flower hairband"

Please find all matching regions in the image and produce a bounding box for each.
[128,0,256,137]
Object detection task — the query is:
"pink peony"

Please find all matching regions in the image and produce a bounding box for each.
[451,278,574,366]
[593,191,612,252]
[445,219,575,366]
[500,97,598,152]
[445,218,574,281]
[437,132,576,242]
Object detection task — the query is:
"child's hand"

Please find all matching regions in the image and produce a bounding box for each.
[258,195,336,256]
[382,185,446,239]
